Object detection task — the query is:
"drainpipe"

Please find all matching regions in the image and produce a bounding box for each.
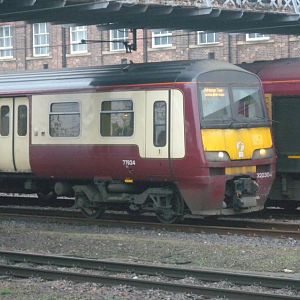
[24,24,27,71]
[143,29,148,63]
[62,26,67,68]
[228,33,232,63]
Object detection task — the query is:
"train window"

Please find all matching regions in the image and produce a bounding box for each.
[0,105,9,136]
[232,87,264,120]
[100,100,134,137]
[200,87,231,121]
[153,101,166,147]
[49,102,80,137]
[17,105,27,136]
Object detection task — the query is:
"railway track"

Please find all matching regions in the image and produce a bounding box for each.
[1,195,299,216]
[0,250,299,300]
[1,195,299,220]
[0,207,299,239]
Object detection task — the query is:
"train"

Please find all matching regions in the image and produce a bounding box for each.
[241,58,300,210]
[0,59,275,222]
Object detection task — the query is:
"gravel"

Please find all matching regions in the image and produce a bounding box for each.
[0,218,299,299]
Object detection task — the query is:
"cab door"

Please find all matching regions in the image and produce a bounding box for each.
[145,90,169,158]
[0,97,31,172]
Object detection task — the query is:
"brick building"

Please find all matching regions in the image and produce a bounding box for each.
[0,22,298,71]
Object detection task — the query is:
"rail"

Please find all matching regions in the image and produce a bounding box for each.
[0,208,299,239]
[0,250,299,299]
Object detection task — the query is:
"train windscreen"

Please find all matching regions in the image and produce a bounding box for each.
[232,87,264,121]
[199,85,267,128]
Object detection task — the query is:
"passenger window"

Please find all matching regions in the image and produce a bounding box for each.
[18,105,27,136]
[100,100,134,137]
[153,101,166,147]
[49,102,80,137]
[0,106,9,136]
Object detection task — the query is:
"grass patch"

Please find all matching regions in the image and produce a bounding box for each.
[0,288,13,296]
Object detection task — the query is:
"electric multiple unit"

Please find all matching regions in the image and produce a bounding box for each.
[0,60,275,222]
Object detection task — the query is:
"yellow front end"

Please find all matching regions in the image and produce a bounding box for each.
[200,127,274,214]
[201,127,273,162]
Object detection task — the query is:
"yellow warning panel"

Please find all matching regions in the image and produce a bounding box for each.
[264,93,272,120]
[225,166,256,175]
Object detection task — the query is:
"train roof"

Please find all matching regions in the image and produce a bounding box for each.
[0,59,251,94]
[240,58,300,95]
[240,58,300,82]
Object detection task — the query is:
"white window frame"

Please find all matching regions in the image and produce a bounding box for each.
[70,26,88,54]
[33,23,49,57]
[109,29,129,52]
[246,33,270,42]
[0,25,13,58]
[152,30,172,48]
[197,31,219,45]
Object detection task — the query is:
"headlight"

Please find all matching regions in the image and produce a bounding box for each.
[252,148,273,159]
[205,151,230,162]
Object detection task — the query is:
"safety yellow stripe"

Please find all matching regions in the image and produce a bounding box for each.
[225,166,256,175]
[288,156,300,159]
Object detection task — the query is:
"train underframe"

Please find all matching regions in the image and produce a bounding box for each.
[0,173,263,223]
[267,173,300,210]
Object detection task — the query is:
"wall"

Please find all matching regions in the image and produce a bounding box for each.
[0,22,298,73]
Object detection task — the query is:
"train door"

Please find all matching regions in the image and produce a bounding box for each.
[145,90,169,159]
[0,97,31,172]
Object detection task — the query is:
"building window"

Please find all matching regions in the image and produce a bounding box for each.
[110,29,129,51]
[154,101,167,147]
[100,100,134,137]
[70,26,87,54]
[0,25,13,58]
[33,23,49,56]
[49,102,80,137]
[197,32,219,45]
[152,30,172,48]
[0,105,9,136]
[246,33,270,41]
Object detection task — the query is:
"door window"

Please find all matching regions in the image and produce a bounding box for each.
[0,105,9,136]
[17,105,27,136]
[153,101,166,147]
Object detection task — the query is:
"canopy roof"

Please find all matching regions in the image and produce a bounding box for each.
[0,0,300,34]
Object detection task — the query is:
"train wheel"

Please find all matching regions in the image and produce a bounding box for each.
[75,191,105,219]
[154,193,184,224]
[80,207,105,219]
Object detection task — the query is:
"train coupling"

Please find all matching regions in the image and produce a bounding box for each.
[226,177,259,211]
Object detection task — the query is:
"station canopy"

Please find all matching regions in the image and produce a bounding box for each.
[1,0,300,34]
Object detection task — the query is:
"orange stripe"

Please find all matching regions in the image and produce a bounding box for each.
[263,79,300,84]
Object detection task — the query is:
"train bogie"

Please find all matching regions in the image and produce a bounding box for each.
[0,60,275,222]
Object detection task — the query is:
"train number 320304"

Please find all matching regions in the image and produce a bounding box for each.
[257,172,272,178]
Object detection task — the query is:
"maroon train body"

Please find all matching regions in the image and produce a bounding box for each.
[0,60,275,222]
[241,58,300,209]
